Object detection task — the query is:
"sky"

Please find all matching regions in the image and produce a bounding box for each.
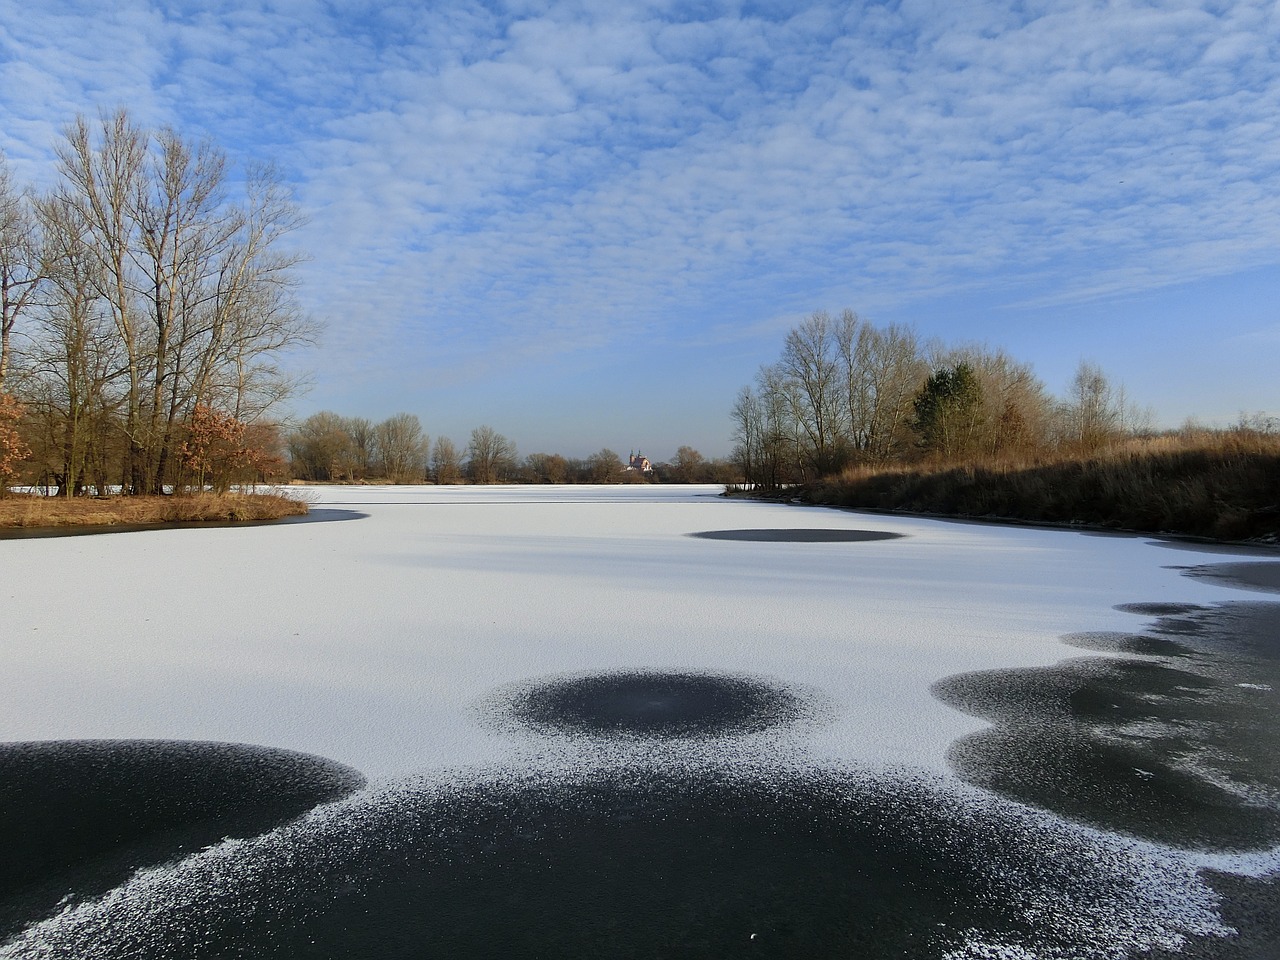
[1,0,1278,458]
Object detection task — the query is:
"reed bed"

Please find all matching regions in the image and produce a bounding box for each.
[0,491,308,528]
[803,434,1280,542]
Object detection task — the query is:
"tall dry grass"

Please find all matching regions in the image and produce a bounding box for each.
[0,491,308,528]
[804,431,1280,541]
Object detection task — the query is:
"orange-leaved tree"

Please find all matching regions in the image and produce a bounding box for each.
[0,392,29,494]
[178,404,275,494]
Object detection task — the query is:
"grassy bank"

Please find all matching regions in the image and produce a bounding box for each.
[0,491,308,528]
[799,437,1280,542]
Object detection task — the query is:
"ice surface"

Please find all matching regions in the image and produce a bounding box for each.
[3,484,1278,957]
[0,483,1264,780]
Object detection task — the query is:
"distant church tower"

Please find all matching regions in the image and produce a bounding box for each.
[628,450,653,473]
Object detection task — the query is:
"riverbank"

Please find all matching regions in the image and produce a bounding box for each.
[0,491,308,528]
[790,444,1280,543]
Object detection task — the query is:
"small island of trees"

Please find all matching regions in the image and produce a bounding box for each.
[0,109,310,523]
[729,310,1280,541]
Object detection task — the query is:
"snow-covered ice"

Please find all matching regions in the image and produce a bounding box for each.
[1,483,1248,780]
[2,484,1277,958]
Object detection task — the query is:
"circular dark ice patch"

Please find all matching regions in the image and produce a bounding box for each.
[690,528,903,542]
[502,671,810,739]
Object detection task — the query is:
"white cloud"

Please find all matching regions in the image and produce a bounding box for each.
[2,0,1278,435]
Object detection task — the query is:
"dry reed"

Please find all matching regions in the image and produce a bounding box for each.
[0,491,308,528]
[804,433,1280,542]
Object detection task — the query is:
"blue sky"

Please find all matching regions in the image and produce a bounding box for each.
[2,0,1277,458]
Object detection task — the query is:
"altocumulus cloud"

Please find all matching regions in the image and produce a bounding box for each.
[1,0,1278,435]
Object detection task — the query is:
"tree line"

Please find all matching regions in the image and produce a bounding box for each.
[286,411,735,485]
[0,109,311,496]
[732,309,1148,491]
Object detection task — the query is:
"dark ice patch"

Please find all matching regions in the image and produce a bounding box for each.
[277,507,369,525]
[1060,631,1192,657]
[4,767,1229,959]
[1150,539,1280,557]
[0,740,364,938]
[1182,561,1280,595]
[500,671,811,740]
[933,602,1280,850]
[1116,601,1208,617]
[1147,871,1280,960]
[689,528,903,542]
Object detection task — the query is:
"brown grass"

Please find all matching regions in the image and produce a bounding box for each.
[803,433,1280,542]
[0,491,309,528]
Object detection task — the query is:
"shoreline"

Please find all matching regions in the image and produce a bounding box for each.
[0,491,308,535]
[723,488,1280,554]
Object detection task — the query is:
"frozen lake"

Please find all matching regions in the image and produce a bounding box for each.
[2,484,1277,958]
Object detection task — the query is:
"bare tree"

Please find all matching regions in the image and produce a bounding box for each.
[467,425,517,484]
[375,413,428,482]
[338,416,375,479]
[730,385,761,488]
[731,365,806,491]
[287,411,355,481]
[188,163,313,422]
[52,111,147,490]
[25,192,125,495]
[524,451,569,483]
[586,447,623,483]
[670,445,706,482]
[431,436,463,484]
[0,154,45,391]
[51,109,310,493]
[1059,360,1125,453]
[779,310,846,476]
[836,314,926,464]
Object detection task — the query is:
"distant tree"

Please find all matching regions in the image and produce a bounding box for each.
[780,311,846,476]
[343,416,377,479]
[912,363,983,458]
[431,436,463,484]
[288,411,355,481]
[706,457,741,484]
[732,365,805,490]
[670,445,706,482]
[466,425,517,483]
[374,413,428,482]
[587,447,623,483]
[836,314,928,464]
[524,452,569,483]
[936,345,1053,458]
[1058,360,1135,454]
[758,364,805,485]
[1234,411,1280,436]
[731,386,761,487]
